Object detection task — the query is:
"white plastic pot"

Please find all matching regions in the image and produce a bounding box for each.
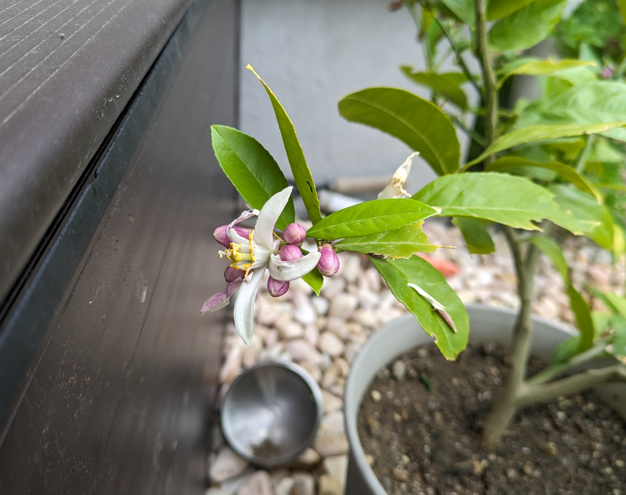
[344,304,626,495]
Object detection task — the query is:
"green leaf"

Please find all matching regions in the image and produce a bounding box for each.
[452,217,495,254]
[335,221,438,258]
[550,335,580,365]
[465,122,626,167]
[608,316,626,359]
[413,173,596,234]
[440,0,474,23]
[619,0,626,27]
[487,156,601,201]
[211,125,295,230]
[603,293,626,321]
[550,184,614,249]
[487,0,537,20]
[401,68,468,109]
[370,255,469,360]
[565,283,595,353]
[488,0,567,52]
[338,87,460,176]
[302,267,324,296]
[306,199,437,240]
[497,59,595,89]
[247,65,323,224]
[512,82,626,143]
[527,236,569,280]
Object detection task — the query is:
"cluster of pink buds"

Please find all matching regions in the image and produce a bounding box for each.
[267,223,307,297]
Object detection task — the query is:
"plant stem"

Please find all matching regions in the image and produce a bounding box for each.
[574,134,596,174]
[474,0,497,167]
[517,364,626,406]
[527,339,609,386]
[483,226,540,448]
[431,17,481,94]
[450,114,486,147]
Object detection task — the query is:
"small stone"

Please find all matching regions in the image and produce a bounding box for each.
[335,358,349,377]
[344,342,361,363]
[205,488,226,495]
[304,324,320,346]
[209,446,249,483]
[556,411,567,421]
[371,390,382,402]
[539,441,558,457]
[291,471,315,495]
[366,415,381,435]
[322,410,345,434]
[264,329,279,347]
[289,447,321,469]
[325,317,351,340]
[292,291,318,325]
[323,454,348,481]
[322,390,343,413]
[393,413,402,423]
[322,364,339,389]
[274,476,294,495]
[311,296,330,316]
[341,255,361,283]
[393,467,409,482]
[352,309,379,329]
[237,470,272,495]
[523,464,533,476]
[616,459,625,468]
[278,321,304,340]
[392,360,407,381]
[472,460,488,475]
[299,360,322,384]
[365,454,374,466]
[314,430,349,457]
[328,293,359,318]
[318,474,343,495]
[219,349,242,384]
[506,468,518,479]
[286,339,323,364]
[318,332,345,357]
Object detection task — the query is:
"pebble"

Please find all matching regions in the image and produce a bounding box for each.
[322,390,343,413]
[291,471,315,495]
[237,470,272,495]
[323,454,348,481]
[273,476,294,495]
[278,321,305,340]
[314,429,349,457]
[289,448,321,469]
[286,339,323,364]
[328,293,359,318]
[318,332,345,357]
[318,473,343,495]
[321,410,345,434]
[371,390,382,402]
[392,360,407,381]
[209,446,249,484]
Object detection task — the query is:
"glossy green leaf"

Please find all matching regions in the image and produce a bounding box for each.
[512,82,626,143]
[488,0,567,52]
[604,293,626,321]
[338,87,460,176]
[452,217,495,254]
[465,122,626,167]
[566,283,595,353]
[487,156,601,201]
[440,0,474,23]
[335,221,438,259]
[609,315,626,360]
[497,59,595,88]
[551,184,614,249]
[211,125,294,230]
[302,267,324,296]
[306,199,437,240]
[527,236,569,280]
[614,225,625,261]
[371,255,469,360]
[401,68,468,109]
[247,65,323,224]
[413,173,596,234]
[487,0,537,20]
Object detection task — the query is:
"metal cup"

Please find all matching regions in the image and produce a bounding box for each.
[221,361,324,467]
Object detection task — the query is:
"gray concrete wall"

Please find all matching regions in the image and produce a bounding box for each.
[240,0,478,193]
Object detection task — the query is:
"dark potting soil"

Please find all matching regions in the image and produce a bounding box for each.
[358,343,626,495]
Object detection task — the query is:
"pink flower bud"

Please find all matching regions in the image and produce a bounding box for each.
[267,276,289,297]
[317,244,340,277]
[280,244,303,261]
[224,266,244,283]
[284,223,307,246]
[213,225,252,247]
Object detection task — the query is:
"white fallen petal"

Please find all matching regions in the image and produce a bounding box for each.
[268,251,321,282]
[407,283,457,333]
[233,269,265,345]
[254,187,293,249]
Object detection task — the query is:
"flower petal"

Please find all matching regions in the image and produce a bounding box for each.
[378,152,419,199]
[200,279,243,314]
[227,209,258,245]
[233,268,265,345]
[268,250,321,282]
[254,186,293,249]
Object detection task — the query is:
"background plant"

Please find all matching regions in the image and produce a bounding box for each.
[208,0,626,454]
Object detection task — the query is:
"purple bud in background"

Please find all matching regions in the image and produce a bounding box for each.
[213,225,252,247]
[224,266,244,283]
[317,244,340,277]
[601,66,615,79]
[267,276,289,297]
[280,244,303,261]
[284,223,307,246]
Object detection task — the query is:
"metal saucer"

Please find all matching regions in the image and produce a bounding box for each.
[221,361,324,467]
